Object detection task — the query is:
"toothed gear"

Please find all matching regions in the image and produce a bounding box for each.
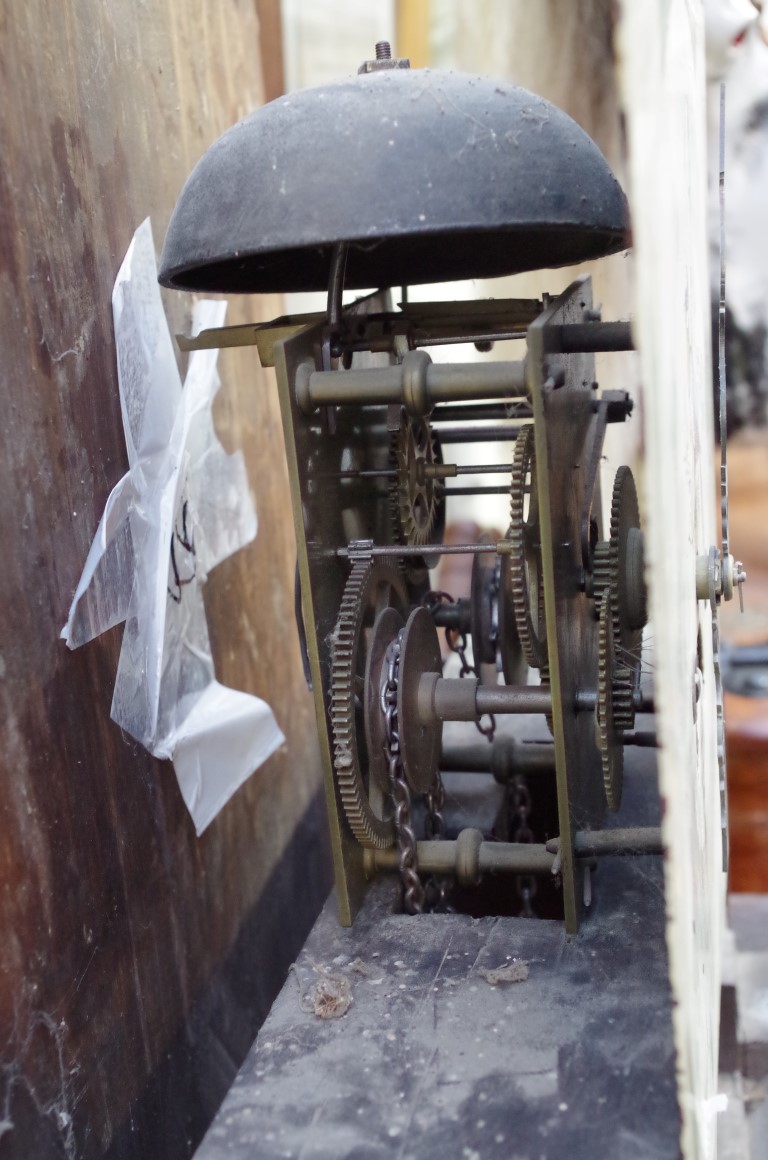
[609,466,646,730]
[610,467,645,645]
[394,413,441,546]
[330,559,408,848]
[591,540,612,607]
[611,664,635,733]
[504,423,547,669]
[597,590,623,810]
[591,467,647,730]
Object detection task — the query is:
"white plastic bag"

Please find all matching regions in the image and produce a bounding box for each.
[62,219,284,833]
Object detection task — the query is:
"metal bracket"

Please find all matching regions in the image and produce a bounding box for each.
[579,393,611,571]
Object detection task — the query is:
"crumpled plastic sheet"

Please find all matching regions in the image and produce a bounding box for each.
[61,219,285,833]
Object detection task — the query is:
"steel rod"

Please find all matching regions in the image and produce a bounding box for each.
[622,731,659,748]
[432,403,532,423]
[336,542,510,559]
[327,462,513,482]
[423,678,552,722]
[546,827,663,857]
[455,463,513,476]
[444,486,511,496]
[327,243,348,340]
[333,468,398,479]
[436,425,526,444]
[475,685,553,716]
[441,737,555,778]
[431,600,470,631]
[298,353,528,414]
[372,827,661,881]
[372,839,555,877]
[413,330,528,347]
[544,321,634,354]
[576,690,655,713]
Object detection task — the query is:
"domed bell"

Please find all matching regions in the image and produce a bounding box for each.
[159,51,630,294]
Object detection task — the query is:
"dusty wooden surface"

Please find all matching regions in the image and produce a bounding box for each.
[0,3,325,1158]
[195,746,678,1160]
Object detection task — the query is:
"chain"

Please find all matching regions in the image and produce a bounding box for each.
[424,775,446,839]
[421,589,454,614]
[424,775,451,912]
[480,561,501,742]
[511,774,537,918]
[445,625,474,677]
[382,631,425,915]
[511,775,534,843]
[424,591,496,741]
[476,712,496,742]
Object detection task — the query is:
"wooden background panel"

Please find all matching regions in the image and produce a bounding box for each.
[0,2,326,1158]
[441,0,641,528]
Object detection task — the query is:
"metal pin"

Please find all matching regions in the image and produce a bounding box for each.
[436,425,528,445]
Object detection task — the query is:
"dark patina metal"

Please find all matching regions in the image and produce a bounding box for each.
[159,68,630,294]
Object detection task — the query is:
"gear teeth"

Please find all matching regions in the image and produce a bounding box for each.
[329,560,407,849]
[507,424,547,669]
[393,414,440,547]
[388,429,405,548]
[597,590,623,811]
[611,665,635,733]
[612,468,635,654]
[605,466,644,733]
[592,541,611,606]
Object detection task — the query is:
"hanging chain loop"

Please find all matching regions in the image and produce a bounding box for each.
[423,590,496,741]
[511,773,537,917]
[382,631,425,915]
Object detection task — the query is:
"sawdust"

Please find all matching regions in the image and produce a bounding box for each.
[309,972,353,1019]
[292,962,354,1019]
[478,961,529,986]
[348,957,380,978]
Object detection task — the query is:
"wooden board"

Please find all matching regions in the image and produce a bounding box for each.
[0,3,326,1157]
[616,5,725,1158]
[195,744,678,1160]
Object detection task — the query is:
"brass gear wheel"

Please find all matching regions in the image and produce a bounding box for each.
[611,665,635,733]
[592,540,612,607]
[597,589,623,810]
[503,423,547,670]
[393,413,443,547]
[592,466,647,732]
[330,559,408,848]
[610,466,646,658]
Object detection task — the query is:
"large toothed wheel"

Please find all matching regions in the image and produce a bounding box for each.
[393,413,443,547]
[330,560,408,848]
[597,590,624,811]
[502,423,547,670]
[592,465,647,732]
